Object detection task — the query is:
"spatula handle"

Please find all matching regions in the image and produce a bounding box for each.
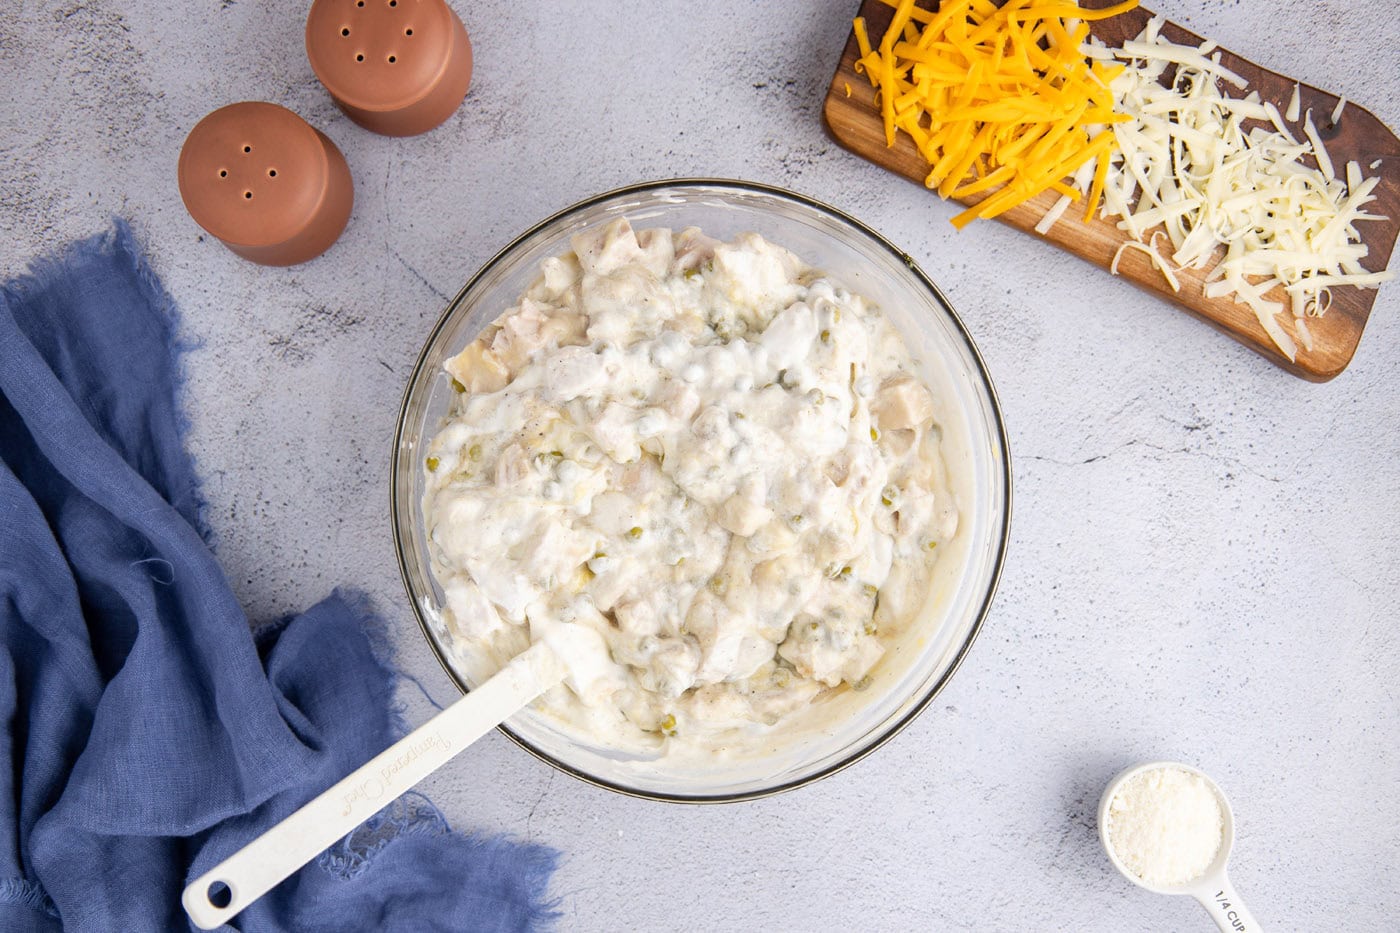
[181,641,560,929]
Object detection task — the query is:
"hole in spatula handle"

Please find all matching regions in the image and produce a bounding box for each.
[207,881,232,908]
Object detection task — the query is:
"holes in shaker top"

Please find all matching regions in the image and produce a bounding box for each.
[341,27,350,36]
[387,55,396,63]
[267,169,277,177]
[356,53,365,61]
[388,0,397,6]
[219,169,228,178]
[243,145,252,153]
[405,28,413,36]
[244,191,253,199]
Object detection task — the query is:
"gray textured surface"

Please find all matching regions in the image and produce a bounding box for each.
[3,0,1398,929]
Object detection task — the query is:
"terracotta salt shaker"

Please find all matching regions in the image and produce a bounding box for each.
[177,102,354,266]
[306,0,473,137]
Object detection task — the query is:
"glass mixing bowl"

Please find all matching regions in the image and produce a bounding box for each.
[391,179,1011,802]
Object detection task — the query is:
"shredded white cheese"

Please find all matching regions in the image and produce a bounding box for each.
[1302,109,1335,182]
[1090,18,1394,359]
[1035,194,1074,235]
[1036,162,1095,234]
[1112,234,1180,292]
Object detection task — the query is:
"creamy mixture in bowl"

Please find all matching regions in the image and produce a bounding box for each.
[422,218,958,754]
[392,180,1009,801]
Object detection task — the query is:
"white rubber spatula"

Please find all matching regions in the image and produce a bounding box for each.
[181,640,563,930]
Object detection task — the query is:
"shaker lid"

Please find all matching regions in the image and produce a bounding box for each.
[306,0,457,112]
[177,102,332,249]
[177,101,352,265]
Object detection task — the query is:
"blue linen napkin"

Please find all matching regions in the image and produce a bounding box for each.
[0,222,559,932]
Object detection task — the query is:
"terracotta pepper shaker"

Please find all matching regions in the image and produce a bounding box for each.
[177,102,354,266]
[306,0,473,137]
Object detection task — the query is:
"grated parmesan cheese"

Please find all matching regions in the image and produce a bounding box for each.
[1106,766,1223,888]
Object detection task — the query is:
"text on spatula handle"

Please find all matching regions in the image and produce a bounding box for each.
[340,731,452,816]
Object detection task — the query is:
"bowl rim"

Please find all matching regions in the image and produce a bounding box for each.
[390,177,1013,803]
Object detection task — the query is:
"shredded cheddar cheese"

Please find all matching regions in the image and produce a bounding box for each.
[857,0,1139,228]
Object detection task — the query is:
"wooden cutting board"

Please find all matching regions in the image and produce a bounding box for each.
[823,0,1400,380]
